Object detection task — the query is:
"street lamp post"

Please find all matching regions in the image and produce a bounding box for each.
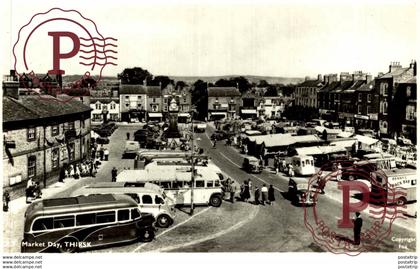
[190,107,195,215]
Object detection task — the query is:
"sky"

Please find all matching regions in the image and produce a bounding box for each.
[1,0,417,78]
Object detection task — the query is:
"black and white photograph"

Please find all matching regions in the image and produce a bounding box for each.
[0,0,418,267]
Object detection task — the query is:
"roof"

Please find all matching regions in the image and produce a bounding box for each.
[295,145,348,156]
[380,67,411,79]
[332,80,354,93]
[354,135,379,146]
[400,77,417,84]
[120,84,147,94]
[357,81,375,92]
[298,79,323,88]
[3,95,91,123]
[91,97,119,104]
[248,134,321,148]
[319,81,341,93]
[147,86,162,96]
[208,87,241,97]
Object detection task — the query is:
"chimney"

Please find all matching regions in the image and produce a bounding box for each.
[365,74,373,83]
[305,76,311,81]
[340,72,351,82]
[389,61,402,73]
[3,70,20,99]
[409,60,417,76]
[378,72,384,78]
[323,74,337,84]
[352,71,366,81]
[317,74,322,81]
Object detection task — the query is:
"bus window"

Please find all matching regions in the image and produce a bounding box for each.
[306,160,310,165]
[76,213,95,226]
[215,180,221,187]
[96,211,116,224]
[161,181,171,189]
[155,195,164,204]
[32,217,53,231]
[142,195,153,204]
[301,161,305,167]
[206,181,214,188]
[131,208,141,220]
[53,216,75,229]
[195,180,205,188]
[118,209,130,221]
[173,181,183,189]
[311,160,314,166]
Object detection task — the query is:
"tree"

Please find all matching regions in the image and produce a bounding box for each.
[175,80,187,90]
[192,80,208,120]
[258,79,269,87]
[149,76,174,89]
[264,85,278,96]
[118,67,153,85]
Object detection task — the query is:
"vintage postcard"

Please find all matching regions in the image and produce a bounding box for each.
[1,0,417,268]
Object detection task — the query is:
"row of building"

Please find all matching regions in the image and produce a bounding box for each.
[294,61,417,142]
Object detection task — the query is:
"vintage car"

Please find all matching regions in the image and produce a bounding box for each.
[288,178,317,206]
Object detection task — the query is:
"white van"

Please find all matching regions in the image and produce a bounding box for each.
[70,182,175,228]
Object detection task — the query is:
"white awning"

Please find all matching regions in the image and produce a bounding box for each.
[148,112,163,117]
[241,109,257,114]
[178,113,190,117]
[210,112,227,116]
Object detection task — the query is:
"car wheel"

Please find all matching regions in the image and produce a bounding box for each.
[58,237,79,253]
[209,194,222,207]
[396,197,407,206]
[156,214,172,228]
[139,228,155,242]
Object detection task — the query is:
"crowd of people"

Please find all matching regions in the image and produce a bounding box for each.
[239,179,275,205]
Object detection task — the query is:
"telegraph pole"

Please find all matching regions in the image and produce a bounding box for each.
[190,108,195,215]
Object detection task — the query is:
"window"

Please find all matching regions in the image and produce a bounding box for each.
[154,195,164,204]
[357,105,362,114]
[96,211,116,224]
[215,180,221,187]
[137,95,142,99]
[27,128,36,141]
[68,143,75,161]
[383,101,388,115]
[95,103,101,110]
[53,216,75,229]
[406,105,415,120]
[28,156,36,178]
[206,181,214,188]
[32,218,53,231]
[358,93,362,102]
[380,83,388,96]
[50,125,59,137]
[153,98,156,103]
[81,119,85,129]
[142,195,153,204]
[67,121,75,130]
[76,213,96,226]
[367,94,372,103]
[131,208,141,220]
[126,103,129,107]
[195,180,205,188]
[367,105,372,114]
[126,193,140,203]
[51,148,59,169]
[406,86,412,97]
[110,102,116,109]
[118,209,130,221]
[125,96,129,100]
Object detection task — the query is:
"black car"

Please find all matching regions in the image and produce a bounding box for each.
[211,130,228,141]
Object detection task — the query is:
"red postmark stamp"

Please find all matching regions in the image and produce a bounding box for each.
[303,160,408,255]
[12,7,118,102]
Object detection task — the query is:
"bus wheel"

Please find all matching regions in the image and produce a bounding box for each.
[209,194,222,207]
[58,237,79,253]
[156,214,172,228]
[396,197,407,206]
[140,229,155,242]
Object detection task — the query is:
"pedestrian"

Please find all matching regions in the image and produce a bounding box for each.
[240,182,245,201]
[111,167,118,182]
[25,178,34,203]
[254,186,260,205]
[268,185,275,205]
[243,181,250,202]
[336,162,342,181]
[127,132,130,140]
[68,164,74,178]
[91,148,96,160]
[58,165,66,183]
[99,147,104,161]
[74,164,80,179]
[104,148,109,161]
[89,160,96,177]
[230,181,236,203]
[33,182,42,199]
[261,184,268,205]
[288,164,294,177]
[317,174,326,194]
[353,212,363,245]
[3,190,10,212]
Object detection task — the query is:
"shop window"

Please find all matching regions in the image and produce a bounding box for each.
[27,128,36,141]
[28,156,36,178]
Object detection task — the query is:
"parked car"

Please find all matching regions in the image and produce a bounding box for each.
[193,121,207,132]
[123,141,140,156]
[96,136,110,144]
[242,156,263,173]
[93,122,118,137]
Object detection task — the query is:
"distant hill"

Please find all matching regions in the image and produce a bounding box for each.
[167,75,304,85]
[63,74,303,85]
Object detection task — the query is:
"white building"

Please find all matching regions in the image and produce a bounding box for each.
[90,97,120,124]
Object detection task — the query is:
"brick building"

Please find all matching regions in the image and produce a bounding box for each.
[3,78,91,196]
[119,84,148,122]
[294,75,324,108]
[207,87,241,120]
